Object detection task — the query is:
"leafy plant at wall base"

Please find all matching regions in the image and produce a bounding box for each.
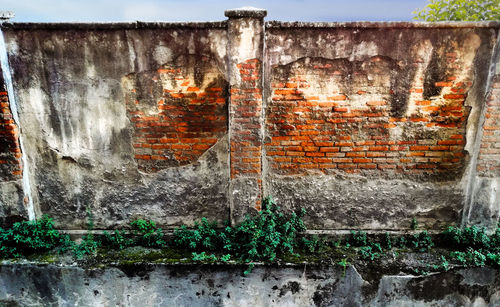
[383,232,392,249]
[192,252,218,262]
[338,258,349,277]
[172,196,306,274]
[228,197,306,264]
[410,231,434,251]
[450,248,486,267]
[72,208,98,259]
[350,231,368,247]
[173,217,222,251]
[411,217,418,230]
[0,215,69,258]
[100,230,133,250]
[130,219,165,248]
[442,225,490,250]
[359,246,378,261]
[301,235,325,253]
[486,253,500,267]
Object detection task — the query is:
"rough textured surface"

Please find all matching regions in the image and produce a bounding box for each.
[123,54,228,172]
[0,74,21,181]
[263,25,500,229]
[0,53,26,225]
[266,175,462,230]
[227,15,265,219]
[465,33,500,232]
[0,263,499,306]
[0,17,499,231]
[0,181,24,226]
[466,177,500,231]
[2,26,230,229]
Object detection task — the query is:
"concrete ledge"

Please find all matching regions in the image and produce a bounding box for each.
[0,21,227,30]
[0,262,498,306]
[266,20,500,29]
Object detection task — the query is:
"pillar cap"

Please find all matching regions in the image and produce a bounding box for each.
[225,7,267,18]
[0,11,14,21]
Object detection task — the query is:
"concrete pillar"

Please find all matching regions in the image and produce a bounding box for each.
[225,7,267,222]
[464,41,500,232]
[0,11,32,225]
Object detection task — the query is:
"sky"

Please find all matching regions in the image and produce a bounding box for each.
[0,0,430,22]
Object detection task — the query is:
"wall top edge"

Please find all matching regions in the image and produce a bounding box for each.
[266,20,500,29]
[0,21,228,30]
[2,20,499,31]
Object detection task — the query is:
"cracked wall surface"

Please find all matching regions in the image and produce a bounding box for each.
[0,19,499,231]
[264,25,500,229]
[0,264,500,306]
[1,24,230,229]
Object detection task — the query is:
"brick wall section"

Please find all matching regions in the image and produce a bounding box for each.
[0,74,22,181]
[477,74,500,176]
[230,59,263,208]
[266,56,470,178]
[125,57,228,173]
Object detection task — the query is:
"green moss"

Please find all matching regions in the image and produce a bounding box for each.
[2,201,500,276]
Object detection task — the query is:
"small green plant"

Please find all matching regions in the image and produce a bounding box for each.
[383,232,392,249]
[411,217,418,230]
[442,225,490,250]
[338,257,350,277]
[486,253,500,267]
[130,219,165,247]
[192,252,218,262]
[72,208,98,259]
[450,248,486,267]
[440,256,449,271]
[191,252,231,263]
[350,230,368,247]
[359,246,379,260]
[173,217,222,251]
[100,230,133,250]
[410,231,434,251]
[301,235,325,253]
[173,196,307,273]
[0,215,69,258]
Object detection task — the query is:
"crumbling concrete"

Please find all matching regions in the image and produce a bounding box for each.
[0,263,498,306]
[0,10,499,232]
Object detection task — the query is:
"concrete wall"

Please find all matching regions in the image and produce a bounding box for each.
[1,23,231,229]
[0,10,499,231]
[0,263,499,306]
[0,63,25,225]
[264,22,500,230]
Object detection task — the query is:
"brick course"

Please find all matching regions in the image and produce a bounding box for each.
[230,59,263,208]
[0,74,22,181]
[266,57,470,178]
[477,75,500,176]
[124,56,228,173]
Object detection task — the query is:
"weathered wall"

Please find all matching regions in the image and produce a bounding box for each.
[465,37,500,231]
[0,64,25,225]
[226,9,267,221]
[0,12,499,231]
[1,23,230,229]
[0,263,499,306]
[264,22,500,230]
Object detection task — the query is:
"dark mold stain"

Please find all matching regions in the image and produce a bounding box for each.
[423,48,445,100]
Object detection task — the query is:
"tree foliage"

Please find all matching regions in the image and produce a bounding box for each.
[413,0,500,21]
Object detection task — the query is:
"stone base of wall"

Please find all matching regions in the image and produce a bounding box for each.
[0,263,498,306]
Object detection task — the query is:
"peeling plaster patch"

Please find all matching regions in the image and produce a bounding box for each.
[350,41,379,61]
[405,39,433,118]
[153,45,173,65]
[238,26,257,61]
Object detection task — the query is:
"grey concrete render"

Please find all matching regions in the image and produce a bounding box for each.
[0,8,498,231]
